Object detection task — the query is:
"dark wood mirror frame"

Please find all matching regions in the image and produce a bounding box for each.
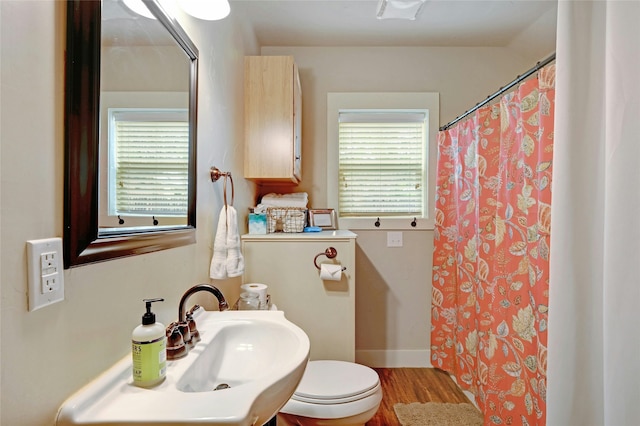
[63,0,198,268]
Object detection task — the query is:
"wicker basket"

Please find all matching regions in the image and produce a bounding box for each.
[266,207,307,233]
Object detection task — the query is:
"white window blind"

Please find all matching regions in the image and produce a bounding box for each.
[338,110,427,217]
[108,109,189,217]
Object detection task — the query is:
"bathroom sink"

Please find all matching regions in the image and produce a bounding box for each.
[56,310,310,426]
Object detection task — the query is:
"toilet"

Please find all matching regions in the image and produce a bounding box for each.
[278,360,383,426]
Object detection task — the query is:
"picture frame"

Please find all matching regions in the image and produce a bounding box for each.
[308,209,337,230]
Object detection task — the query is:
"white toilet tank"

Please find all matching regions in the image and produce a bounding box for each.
[241,231,357,361]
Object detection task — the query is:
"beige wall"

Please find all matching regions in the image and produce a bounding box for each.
[0,1,257,424]
[262,45,550,366]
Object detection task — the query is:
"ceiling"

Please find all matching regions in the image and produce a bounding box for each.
[102,0,177,46]
[229,0,558,48]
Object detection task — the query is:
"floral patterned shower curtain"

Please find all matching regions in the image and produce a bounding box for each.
[431,64,555,425]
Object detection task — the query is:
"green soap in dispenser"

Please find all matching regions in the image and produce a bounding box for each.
[132,298,167,387]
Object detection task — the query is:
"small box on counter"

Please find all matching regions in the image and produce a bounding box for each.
[248,213,267,234]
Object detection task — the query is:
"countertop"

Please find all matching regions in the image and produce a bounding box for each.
[241,230,357,240]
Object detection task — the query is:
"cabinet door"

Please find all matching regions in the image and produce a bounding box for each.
[293,62,302,181]
[242,239,355,361]
[244,56,300,183]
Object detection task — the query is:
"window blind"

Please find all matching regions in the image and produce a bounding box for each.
[338,111,426,217]
[110,110,189,216]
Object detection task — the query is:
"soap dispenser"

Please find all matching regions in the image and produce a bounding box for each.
[132,298,166,388]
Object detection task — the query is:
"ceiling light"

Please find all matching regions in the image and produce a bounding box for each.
[123,0,156,19]
[376,0,427,20]
[178,0,231,21]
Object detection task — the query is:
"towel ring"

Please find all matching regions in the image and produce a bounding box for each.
[210,166,234,207]
[223,174,234,207]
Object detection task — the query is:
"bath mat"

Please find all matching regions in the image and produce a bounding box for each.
[393,402,483,426]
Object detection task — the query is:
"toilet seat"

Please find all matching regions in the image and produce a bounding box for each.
[291,360,380,404]
[279,360,383,422]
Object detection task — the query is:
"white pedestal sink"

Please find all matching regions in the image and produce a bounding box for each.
[56,309,310,426]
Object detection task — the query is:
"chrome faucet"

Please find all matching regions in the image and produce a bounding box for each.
[178,283,229,323]
[166,284,230,361]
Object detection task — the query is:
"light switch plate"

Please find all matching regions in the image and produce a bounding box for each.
[387,231,403,247]
[27,238,65,311]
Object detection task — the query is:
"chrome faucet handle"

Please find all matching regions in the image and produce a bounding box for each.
[187,304,201,316]
[219,300,230,311]
[166,322,188,360]
[186,312,201,344]
[178,321,193,350]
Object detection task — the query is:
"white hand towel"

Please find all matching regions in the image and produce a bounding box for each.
[260,192,308,208]
[225,206,245,277]
[209,206,228,279]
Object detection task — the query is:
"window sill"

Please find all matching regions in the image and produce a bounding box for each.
[337,217,434,231]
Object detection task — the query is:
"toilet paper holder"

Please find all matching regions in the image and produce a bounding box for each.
[313,247,347,271]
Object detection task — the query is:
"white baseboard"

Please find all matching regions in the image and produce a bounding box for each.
[355,349,432,368]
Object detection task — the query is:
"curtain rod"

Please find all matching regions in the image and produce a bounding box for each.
[439,52,556,131]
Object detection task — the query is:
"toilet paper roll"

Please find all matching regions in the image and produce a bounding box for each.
[241,283,268,307]
[320,264,343,281]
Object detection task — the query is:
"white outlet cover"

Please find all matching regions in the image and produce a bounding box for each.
[387,231,403,247]
[26,237,65,311]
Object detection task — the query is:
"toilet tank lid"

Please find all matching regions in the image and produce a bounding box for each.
[293,360,380,400]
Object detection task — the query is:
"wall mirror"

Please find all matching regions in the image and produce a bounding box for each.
[64,0,199,268]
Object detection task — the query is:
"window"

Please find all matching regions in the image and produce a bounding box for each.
[107,108,189,218]
[327,93,439,230]
[338,111,427,217]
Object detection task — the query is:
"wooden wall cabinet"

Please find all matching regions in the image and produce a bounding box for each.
[244,56,302,184]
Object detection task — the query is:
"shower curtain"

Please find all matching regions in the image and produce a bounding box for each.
[431,64,555,425]
[546,1,640,425]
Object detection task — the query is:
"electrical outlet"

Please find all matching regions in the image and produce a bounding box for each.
[41,251,58,275]
[27,238,64,311]
[41,274,59,293]
[387,231,403,247]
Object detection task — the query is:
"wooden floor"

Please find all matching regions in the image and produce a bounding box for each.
[366,368,472,426]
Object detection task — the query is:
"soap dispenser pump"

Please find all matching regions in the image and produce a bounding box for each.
[132,298,166,388]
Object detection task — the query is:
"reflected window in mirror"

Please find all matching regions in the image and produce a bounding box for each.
[103,107,189,231]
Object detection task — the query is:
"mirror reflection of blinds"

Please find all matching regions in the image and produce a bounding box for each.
[338,110,427,217]
[112,112,189,216]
